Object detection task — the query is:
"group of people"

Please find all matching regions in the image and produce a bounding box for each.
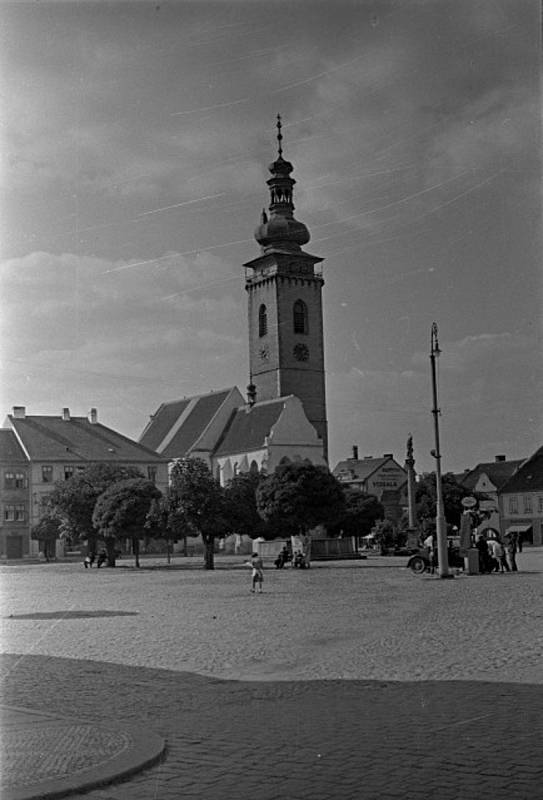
[476,531,518,573]
[273,545,308,569]
[83,550,107,569]
[422,529,520,574]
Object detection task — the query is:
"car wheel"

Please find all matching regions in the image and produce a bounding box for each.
[409,556,427,574]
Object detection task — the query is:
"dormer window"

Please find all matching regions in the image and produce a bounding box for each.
[258,304,267,337]
[293,299,308,334]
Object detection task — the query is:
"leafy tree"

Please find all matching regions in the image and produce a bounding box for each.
[256,462,345,537]
[224,471,270,540]
[168,458,228,570]
[31,515,63,562]
[92,478,162,567]
[330,490,384,545]
[48,463,144,554]
[372,519,397,553]
[415,472,480,528]
[145,495,193,563]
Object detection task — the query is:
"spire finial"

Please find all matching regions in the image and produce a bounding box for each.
[276,113,283,157]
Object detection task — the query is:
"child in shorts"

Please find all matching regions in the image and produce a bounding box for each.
[247,552,264,593]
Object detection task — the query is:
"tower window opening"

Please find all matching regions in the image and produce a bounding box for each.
[259,304,268,337]
[293,299,308,334]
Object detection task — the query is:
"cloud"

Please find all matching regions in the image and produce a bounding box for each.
[0,249,244,363]
[411,332,536,372]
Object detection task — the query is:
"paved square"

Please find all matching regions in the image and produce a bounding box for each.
[1,552,542,798]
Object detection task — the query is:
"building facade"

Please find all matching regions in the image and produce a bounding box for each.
[458,455,523,538]
[0,406,169,559]
[333,447,407,502]
[0,430,30,558]
[498,447,543,546]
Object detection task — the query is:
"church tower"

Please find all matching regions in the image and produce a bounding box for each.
[244,116,328,457]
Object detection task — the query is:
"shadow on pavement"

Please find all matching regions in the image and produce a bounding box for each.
[1,653,542,800]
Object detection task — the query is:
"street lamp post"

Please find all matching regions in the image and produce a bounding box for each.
[430,323,450,578]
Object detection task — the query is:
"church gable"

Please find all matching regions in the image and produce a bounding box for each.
[212,395,325,484]
[265,395,322,448]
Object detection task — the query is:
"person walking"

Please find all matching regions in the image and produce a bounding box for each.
[505,533,518,572]
[246,552,264,593]
[423,532,437,573]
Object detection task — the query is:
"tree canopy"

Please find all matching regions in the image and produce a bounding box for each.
[92,477,161,567]
[415,472,476,528]
[168,458,227,569]
[256,462,345,536]
[223,470,270,540]
[48,463,144,546]
[330,489,384,540]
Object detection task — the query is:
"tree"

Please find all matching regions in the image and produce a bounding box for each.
[415,472,478,528]
[48,463,144,553]
[224,471,270,540]
[168,458,228,570]
[330,490,384,545]
[31,515,63,562]
[256,462,345,537]
[92,478,162,567]
[145,495,191,563]
[372,519,396,554]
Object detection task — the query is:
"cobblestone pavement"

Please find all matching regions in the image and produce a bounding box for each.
[1,551,543,798]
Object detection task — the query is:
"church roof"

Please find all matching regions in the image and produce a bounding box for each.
[459,459,524,491]
[213,398,287,457]
[7,414,164,463]
[139,388,238,458]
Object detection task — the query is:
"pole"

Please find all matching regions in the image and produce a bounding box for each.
[430,323,450,578]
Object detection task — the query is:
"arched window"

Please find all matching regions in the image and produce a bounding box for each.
[293,299,308,334]
[258,304,267,337]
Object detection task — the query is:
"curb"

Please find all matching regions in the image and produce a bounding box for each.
[1,705,166,800]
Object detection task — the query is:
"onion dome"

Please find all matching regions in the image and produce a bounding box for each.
[254,115,311,254]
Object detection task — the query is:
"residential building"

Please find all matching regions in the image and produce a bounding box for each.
[458,455,524,537]
[0,429,30,558]
[498,447,543,545]
[0,407,169,558]
[333,447,406,498]
[332,446,407,522]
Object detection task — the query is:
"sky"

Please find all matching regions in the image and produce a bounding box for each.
[1,0,541,475]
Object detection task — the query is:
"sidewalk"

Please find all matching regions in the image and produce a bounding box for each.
[0,704,165,800]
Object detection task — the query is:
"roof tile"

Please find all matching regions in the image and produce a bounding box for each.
[9,416,165,463]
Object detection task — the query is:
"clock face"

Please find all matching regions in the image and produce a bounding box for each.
[293,343,309,362]
[259,345,269,360]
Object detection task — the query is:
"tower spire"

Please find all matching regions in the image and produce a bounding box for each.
[276,113,283,158]
[253,116,310,253]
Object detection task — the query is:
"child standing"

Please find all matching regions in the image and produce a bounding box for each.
[247,552,264,593]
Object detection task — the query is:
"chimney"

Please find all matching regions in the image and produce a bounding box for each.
[13,406,26,419]
[88,408,98,424]
[383,453,393,459]
[351,445,359,460]
[62,408,70,421]
[246,383,257,407]
[495,455,506,462]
